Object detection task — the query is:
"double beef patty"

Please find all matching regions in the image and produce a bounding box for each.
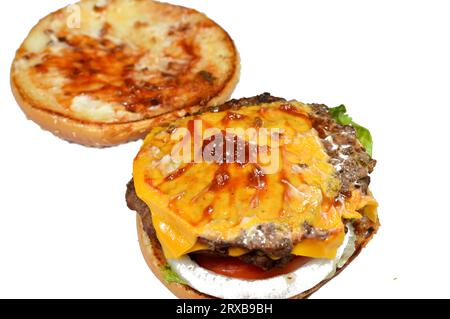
[126,180,294,270]
[126,94,376,270]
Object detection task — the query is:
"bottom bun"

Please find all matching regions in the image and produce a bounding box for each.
[137,215,210,299]
[136,215,379,299]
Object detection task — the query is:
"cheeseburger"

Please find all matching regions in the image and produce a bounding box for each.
[126,93,379,299]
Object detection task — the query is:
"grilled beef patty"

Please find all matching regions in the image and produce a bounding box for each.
[309,104,376,196]
[126,180,294,270]
[126,94,376,270]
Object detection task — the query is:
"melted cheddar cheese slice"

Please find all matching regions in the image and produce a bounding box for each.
[134,100,378,259]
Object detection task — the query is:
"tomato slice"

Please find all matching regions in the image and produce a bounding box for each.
[193,254,311,280]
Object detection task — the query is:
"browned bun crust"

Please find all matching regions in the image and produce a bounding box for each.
[137,215,211,299]
[137,215,380,299]
[10,63,239,147]
[10,0,240,148]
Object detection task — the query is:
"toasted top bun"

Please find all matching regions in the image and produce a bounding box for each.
[11,0,239,147]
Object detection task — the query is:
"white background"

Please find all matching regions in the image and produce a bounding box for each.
[1,0,449,299]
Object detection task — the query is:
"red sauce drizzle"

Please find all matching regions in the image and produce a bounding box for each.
[202,131,258,165]
[164,163,194,182]
[210,165,231,191]
[157,130,271,222]
[30,32,222,118]
[248,165,267,190]
[221,112,246,125]
[144,176,162,193]
[279,104,312,125]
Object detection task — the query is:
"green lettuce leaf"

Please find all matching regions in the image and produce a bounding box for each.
[328,105,373,156]
[161,264,188,285]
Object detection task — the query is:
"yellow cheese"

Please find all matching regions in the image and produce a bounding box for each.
[186,242,209,254]
[134,155,199,258]
[292,230,345,259]
[134,100,378,260]
[228,247,249,257]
